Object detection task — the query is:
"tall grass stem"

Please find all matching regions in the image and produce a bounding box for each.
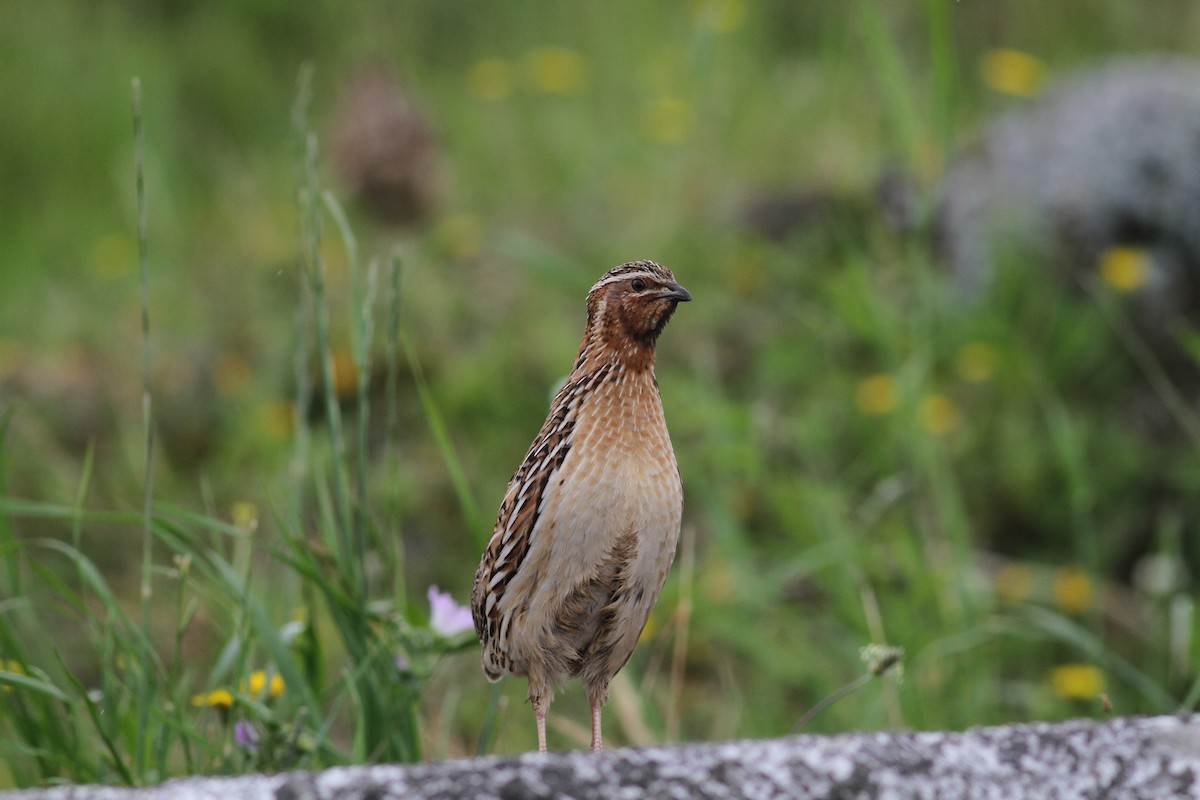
[132,75,156,785]
[384,253,406,603]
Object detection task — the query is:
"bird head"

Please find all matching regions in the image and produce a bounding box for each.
[585,261,691,358]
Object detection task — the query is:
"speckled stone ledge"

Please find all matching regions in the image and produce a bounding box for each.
[6,714,1200,800]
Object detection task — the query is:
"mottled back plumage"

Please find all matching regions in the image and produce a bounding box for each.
[471,260,690,752]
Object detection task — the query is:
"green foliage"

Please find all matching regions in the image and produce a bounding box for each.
[2,0,1200,789]
[0,66,476,785]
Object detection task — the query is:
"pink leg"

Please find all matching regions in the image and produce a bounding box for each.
[590,700,603,752]
[533,695,549,753]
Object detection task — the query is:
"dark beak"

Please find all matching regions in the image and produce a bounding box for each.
[661,282,692,303]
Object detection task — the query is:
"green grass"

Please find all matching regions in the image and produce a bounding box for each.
[2,0,1200,788]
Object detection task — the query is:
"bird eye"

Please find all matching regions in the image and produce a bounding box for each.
[630,278,647,292]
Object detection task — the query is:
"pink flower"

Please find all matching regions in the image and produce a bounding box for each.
[428,586,474,637]
[234,720,259,754]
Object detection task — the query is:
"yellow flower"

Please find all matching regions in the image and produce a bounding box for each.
[468,58,514,103]
[918,393,960,435]
[994,562,1033,605]
[1053,567,1094,615]
[192,671,283,710]
[192,688,234,709]
[694,0,746,33]
[244,671,285,700]
[980,49,1046,97]
[955,343,999,383]
[1050,664,1104,700]
[230,501,260,534]
[524,47,587,95]
[856,374,898,416]
[1098,247,1149,293]
[641,97,692,145]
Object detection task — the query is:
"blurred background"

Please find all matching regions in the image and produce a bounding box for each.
[4,0,1200,784]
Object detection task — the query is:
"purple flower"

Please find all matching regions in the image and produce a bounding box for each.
[428,586,474,637]
[234,720,260,754]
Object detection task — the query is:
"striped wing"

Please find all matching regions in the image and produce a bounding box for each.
[471,364,612,676]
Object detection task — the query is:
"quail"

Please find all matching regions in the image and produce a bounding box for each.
[472,261,691,752]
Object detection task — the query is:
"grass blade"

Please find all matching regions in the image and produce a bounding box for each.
[402,335,484,547]
[132,76,157,784]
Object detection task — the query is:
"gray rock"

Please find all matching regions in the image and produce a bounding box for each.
[939,57,1200,334]
[6,714,1200,799]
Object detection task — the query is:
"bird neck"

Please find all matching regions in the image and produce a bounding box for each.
[571,326,657,378]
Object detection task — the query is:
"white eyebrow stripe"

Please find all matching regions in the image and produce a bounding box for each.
[588,269,662,293]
